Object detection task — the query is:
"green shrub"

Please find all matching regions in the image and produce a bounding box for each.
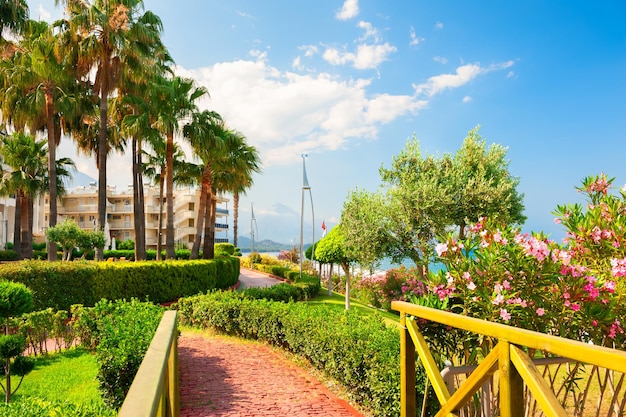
[243,283,304,302]
[176,292,429,416]
[74,299,164,409]
[0,250,17,261]
[0,258,240,310]
[215,243,235,255]
[0,397,115,417]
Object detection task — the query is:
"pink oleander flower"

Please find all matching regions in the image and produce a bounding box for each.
[467,281,476,291]
[435,242,448,257]
[493,230,508,245]
[610,257,626,277]
[571,303,581,312]
[536,308,545,316]
[603,281,616,293]
[492,294,504,305]
[462,271,471,280]
[500,309,511,321]
[554,217,562,224]
[502,280,511,290]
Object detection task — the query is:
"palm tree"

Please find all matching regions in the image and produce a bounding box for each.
[225,132,261,248]
[0,0,28,44]
[183,110,224,259]
[114,11,170,261]
[152,75,207,259]
[59,0,162,260]
[1,20,78,260]
[142,139,195,259]
[0,132,74,259]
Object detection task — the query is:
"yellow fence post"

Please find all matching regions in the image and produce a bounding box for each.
[499,342,524,417]
[168,330,180,417]
[400,312,416,417]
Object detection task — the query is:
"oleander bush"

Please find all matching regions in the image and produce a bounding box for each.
[176,291,432,417]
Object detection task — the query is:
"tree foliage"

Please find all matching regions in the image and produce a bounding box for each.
[342,127,525,276]
[46,219,105,261]
[0,281,34,402]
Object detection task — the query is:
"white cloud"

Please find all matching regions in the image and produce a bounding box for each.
[336,0,359,20]
[299,45,319,58]
[413,61,514,97]
[409,27,424,46]
[463,96,472,103]
[435,21,444,30]
[323,43,396,70]
[433,56,448,64]
[36,5,52,21]
[175,58,424,167]
[358,21,380,42]
[236,10,255,19]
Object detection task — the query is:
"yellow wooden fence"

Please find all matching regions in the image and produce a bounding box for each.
[391,301,626,417]
[118,310,179,417]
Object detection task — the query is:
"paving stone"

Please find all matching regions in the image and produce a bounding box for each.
[179,332,364,417]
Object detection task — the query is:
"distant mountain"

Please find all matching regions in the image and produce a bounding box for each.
[66,170,97,188]
[233,236,295,252]
[237,202,330,245]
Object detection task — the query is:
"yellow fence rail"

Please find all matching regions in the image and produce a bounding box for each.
[391,301,626,417]
[118,310,179,417]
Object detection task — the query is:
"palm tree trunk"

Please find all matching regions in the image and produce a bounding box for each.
[45,89,57,261]
[233,191,239,248]
[156,174,164,261]
[13,194,21,259]
[202,193,211,259]
[191,165,210,259]
[132,137,146,260]
[20,194,32,259]
[96,86,108,262]
[208,195,216,259]
[165,131,175,259]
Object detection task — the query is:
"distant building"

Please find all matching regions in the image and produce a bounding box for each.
[33,184,229,249]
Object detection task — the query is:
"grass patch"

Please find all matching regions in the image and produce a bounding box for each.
[5,348,105,407]
[307,292,400,327]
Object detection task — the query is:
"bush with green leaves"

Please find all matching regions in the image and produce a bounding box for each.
[0,398,115,417]
[176,291,432,416]
[72,299,164,409]
[0,257,239,310]
[46,219,105,261]
[0,281,35,402]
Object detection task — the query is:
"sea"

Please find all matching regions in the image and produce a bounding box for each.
[250,251,419,275]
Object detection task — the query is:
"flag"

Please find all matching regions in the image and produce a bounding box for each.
[321,220,327,237]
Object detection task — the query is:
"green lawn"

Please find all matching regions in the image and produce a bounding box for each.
[307,292,401,327]
[6,348,105,407]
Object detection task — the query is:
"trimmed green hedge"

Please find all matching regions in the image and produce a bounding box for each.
[176,291,432,417]
[0,257,240,310]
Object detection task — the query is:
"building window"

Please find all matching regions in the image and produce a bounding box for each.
[188,203,194,211]
[188,219,194,227]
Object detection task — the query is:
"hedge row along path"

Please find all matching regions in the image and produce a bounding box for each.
[178,269,364,417]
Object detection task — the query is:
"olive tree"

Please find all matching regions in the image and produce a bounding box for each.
[342,127,525,278]
[0,281,34,402]
[46,219,106,260]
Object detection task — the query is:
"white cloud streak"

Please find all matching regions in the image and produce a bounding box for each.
[336,0,359,20]
[413,61,514,97]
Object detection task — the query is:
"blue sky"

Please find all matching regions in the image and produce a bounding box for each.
[36,0,626,244]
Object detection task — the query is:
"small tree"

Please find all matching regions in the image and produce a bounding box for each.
[46,219,106,261]
[0,281,35,402]
[315,225,357,309]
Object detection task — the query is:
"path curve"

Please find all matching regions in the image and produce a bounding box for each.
[178,268,364,416]
[237,268,285,290]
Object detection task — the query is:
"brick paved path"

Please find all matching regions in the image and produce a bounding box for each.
[179,332,364,417]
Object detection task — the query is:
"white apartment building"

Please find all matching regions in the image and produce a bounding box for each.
[34,184,229,249]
